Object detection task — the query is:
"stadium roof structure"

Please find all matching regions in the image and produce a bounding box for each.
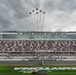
[1,31,76,40]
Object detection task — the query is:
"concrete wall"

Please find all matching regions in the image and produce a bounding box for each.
[0,60,76,66]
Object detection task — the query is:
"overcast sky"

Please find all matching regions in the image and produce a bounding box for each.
[0,0,76,31]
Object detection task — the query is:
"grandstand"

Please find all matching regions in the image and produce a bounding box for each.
[0,31,76,65]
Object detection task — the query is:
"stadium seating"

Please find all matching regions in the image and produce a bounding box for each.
[0,40,76,56]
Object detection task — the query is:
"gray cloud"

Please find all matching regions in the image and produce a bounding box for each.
[0,1,13,29]
[7,0,27,19]
[0,0,76,31]
[43,0,76,12]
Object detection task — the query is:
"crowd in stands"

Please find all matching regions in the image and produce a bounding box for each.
[0,40,76,56]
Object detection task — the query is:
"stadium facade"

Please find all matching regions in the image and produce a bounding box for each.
[0,31,76,62]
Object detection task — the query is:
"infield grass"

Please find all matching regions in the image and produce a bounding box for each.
[0,66,76,75]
